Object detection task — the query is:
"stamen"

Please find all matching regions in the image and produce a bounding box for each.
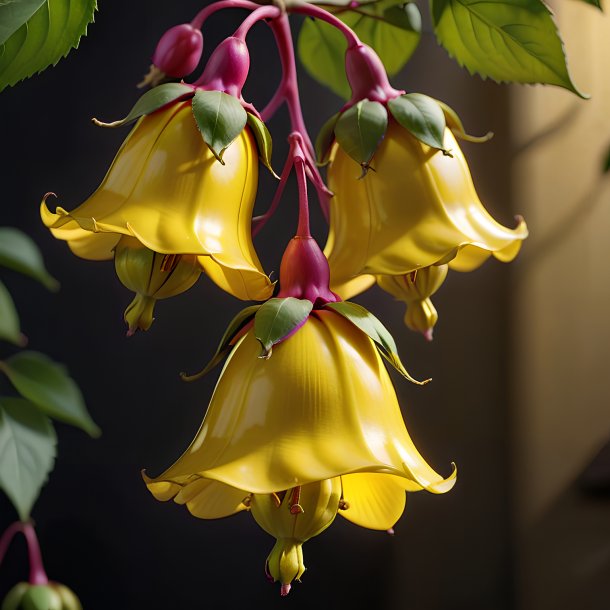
[289,486,304,514]
[160,254,179,272]
[338,499,350,510]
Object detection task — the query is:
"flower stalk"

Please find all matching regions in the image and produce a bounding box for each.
[0,522,49,586]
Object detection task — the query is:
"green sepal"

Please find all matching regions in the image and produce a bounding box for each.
[0,280,25,347]
[388,93,448,153]
[180,305,261,382]
[325,301,430,385]
[315,111,340,166]
[0,351,100,437]
[334,100,388,171]
[254,298,313,358]
[0,227,58,291]
[192,90,248,163]
[0,398,56,520]
[246,113,279,178]
[436,99,493,143]
[0,0,96,93]
[430,0,588,98]
[92,83,195,128]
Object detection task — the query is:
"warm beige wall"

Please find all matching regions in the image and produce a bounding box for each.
[511,2,610,527]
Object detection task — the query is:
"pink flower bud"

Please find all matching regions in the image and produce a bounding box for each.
[345,44,403,105]
[196,37,250,98]
[152,24,203,78]
[277,236,339,306]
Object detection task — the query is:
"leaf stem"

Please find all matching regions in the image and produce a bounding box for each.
[0,522,49,585]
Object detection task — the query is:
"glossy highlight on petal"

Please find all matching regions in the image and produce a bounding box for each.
[325,122,528,297]
[41,101,273,301]
[145,309,455,496]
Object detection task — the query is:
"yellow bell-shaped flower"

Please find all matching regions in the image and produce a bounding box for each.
[145,309,455,495]
[41,100,273,301]
[324,121,528,299]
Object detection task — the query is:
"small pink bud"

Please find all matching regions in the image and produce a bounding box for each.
[277,237,339,307]
[197,37,250,98]
[345,44,403,105]
[152,24,203,78]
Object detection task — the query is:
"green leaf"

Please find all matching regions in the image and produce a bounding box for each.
[254,298,313,358]
[334,100,388,168]
[430,0,586,97]
[246,113,278,178]
[0,227,58,291]
[0,0,97,93]
[0,351,100,437]
[388,93,447,151]
[0,0,47,45]
[92,83,195,128]
[325,301,429,385]
[0,279,25,347]
[180,305,261,382]
[315,111,340,166]
[297,1,421,99]
[192,90,247,163]
[0,398,56,520]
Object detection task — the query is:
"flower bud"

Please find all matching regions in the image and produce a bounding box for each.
[277,237,339,306]
[251,479,342,594]
[377,265,448,340]
[114,236,201,334]
[197,37,250,98]
[152,24,203,78]
[1,582,82,610]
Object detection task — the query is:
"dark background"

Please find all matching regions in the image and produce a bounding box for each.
[0,2,516,608]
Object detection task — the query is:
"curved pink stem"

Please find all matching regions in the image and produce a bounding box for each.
[233,5,281,40]
[289,3,361,48]
[190,0,261,29]
[0,522,49,585]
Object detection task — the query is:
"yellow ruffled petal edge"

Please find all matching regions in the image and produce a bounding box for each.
[143,471,250,519]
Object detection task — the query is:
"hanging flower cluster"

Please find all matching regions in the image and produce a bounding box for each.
[40,0,527,597]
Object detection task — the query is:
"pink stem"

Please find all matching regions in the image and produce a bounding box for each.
[0,522,49,585]
[267,15,332,219]
[233,5,281,40]
[190,0,261,29]
[292,137,311,238]
[289,3,361,48]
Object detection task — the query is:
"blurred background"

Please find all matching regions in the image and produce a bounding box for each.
[1,1,609,608]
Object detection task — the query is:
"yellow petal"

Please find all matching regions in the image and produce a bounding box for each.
[41,101,273,300]
[340,473,407,530]
[325,122,528,292]
[146,310,455,495]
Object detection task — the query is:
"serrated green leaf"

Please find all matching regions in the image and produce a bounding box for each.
[315,111,340,166]
[246,113,278,178]
[298,1,421,99]
[254,298,313,358]
[0,227,58,290]
[388,93,447,151]
[335,100,388,168]
[0,279,24,346]
[0,351,100,437]
[92,83,194,128]
[0,0,97,93]
[325,301,429,385]
[181,305,260,381]
[0,398,56,520]
[0,0,47,45]
[192,90,247,163]
[430,0,586,97]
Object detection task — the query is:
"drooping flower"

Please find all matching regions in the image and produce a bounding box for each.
[2,582,82,610]
[324,120,527,299]
[144,306,455,593]
[41,100,274,305]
